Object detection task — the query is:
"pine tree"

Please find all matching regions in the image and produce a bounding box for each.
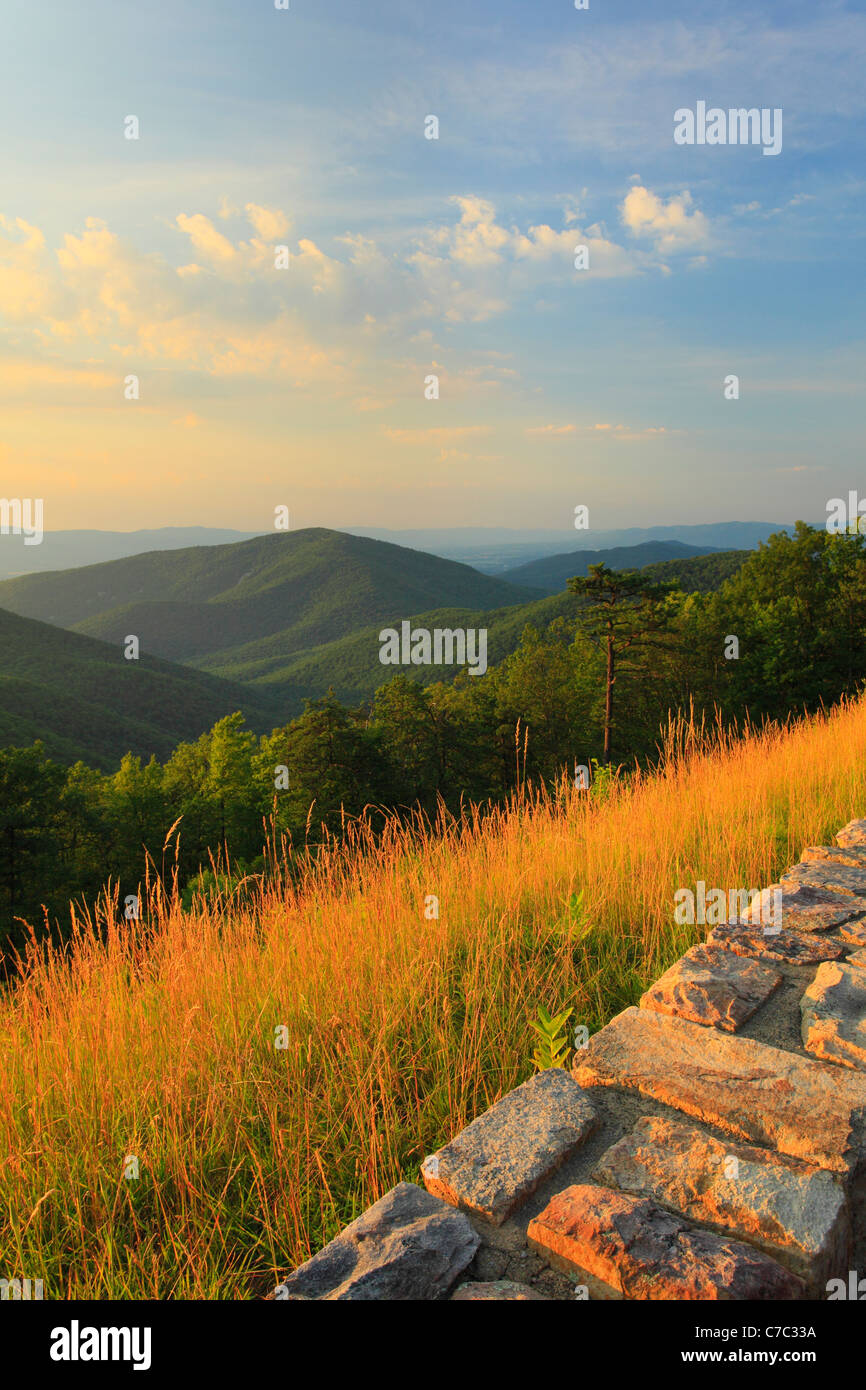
[568,564,679,764]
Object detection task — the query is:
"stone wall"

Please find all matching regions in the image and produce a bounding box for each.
[277,820,866,1300]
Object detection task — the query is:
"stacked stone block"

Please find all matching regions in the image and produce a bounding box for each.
[279,818,866,1300]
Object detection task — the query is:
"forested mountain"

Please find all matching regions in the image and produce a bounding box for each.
[500,540,724,594]
[206,547,748,709]
[0,528,539,663]
[2,523,865,952]
[639,549,751,593]
[0,542,753,740]
[0,606,286,767]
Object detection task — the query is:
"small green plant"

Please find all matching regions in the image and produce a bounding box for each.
[567,888,586,927]
[588,757,620,802]
[180,867,258,913]
[562,888,592,946]
[529,1004,573,1070]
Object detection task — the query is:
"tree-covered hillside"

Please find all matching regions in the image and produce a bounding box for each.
[194,547,748,711]
[3,524,865,957]
[500,539,726,594]
[0,607,287,767]
[0,528,539,663]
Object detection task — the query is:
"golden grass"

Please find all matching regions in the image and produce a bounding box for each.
[2,696,866,1298]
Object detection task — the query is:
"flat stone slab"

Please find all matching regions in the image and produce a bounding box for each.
[802,844,866,870]
[837,820,866,848]
[279,1182,479,1300]
[839,920,866,947]
[707,922,843,966]
[451,1280,547,1301]
[801,962,866,1072]
[781,863,866,900]
[421,1068,597,1225]
[592,1115,850,1292]
[640,943,781,1032]
[847,949,866,970]
[527,1184,804,1300]
[742,883,860,933]
[572,1006,866,1176]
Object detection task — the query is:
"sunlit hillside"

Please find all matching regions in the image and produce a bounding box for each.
[2,695,866,1298]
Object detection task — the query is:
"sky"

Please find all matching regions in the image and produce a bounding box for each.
[0,0,864,533]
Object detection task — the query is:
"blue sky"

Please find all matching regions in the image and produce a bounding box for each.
[0,0,864,532]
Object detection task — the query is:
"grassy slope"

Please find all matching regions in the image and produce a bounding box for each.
[1,694,864,1297]
[0,607,286,767]
[0,529,539,663]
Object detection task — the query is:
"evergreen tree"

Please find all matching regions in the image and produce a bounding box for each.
[568,564,679,764]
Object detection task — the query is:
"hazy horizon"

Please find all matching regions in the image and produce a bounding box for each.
[18,517,798,537]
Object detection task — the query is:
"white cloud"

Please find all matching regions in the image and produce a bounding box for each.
[245,203,291,240]
[0,187,712,410]
[620,186,710,254]
[0,214,53,319]
[445,196,511,266]
[384,426,492,445]
[592,422,675,441]
[407,194,645,321]
[176,213,237,264]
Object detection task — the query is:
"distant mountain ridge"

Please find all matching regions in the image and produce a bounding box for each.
[0,527,264,579]
[0,528,539,664]
[346,522,796,572]
[500,540,725,595]
[0,520,797,579]
[0,537,753,763]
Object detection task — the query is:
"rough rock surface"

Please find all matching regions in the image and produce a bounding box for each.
[451,1280,547,1301]
[801,962,866,1071]
[639,943,781,1031]
[592,1115,850,1291]
[527,1184,804,1300]
[421,1068,597,1225]
[802,844,866,869]
[707,922,843,966]
[781,862,866,899]
[285,818,866,1304]
[742,883,860,933]
[572,1006,866,1175]
[279,1182,479,1300]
